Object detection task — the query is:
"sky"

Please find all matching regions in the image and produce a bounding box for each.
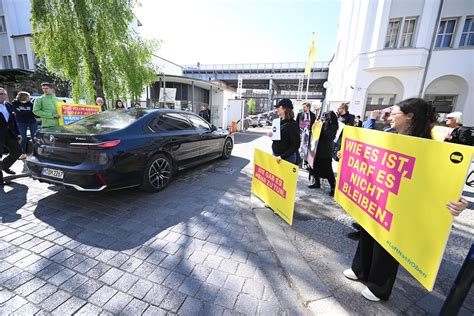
[134,0,341,66]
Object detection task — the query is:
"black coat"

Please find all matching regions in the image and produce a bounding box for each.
[0,102,20,137]
[272,118,301,159]
[447,126,472,146]
[316,122,338,159]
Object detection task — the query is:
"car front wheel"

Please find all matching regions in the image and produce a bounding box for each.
[222,138,233,159]
[140,153,173,192]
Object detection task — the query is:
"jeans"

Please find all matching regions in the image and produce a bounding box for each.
[17,121,37,153]
[273,152,297,165]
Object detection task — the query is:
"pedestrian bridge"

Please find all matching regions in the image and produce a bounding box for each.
[183,62,329,103]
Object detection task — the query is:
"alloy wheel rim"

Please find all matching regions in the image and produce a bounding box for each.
[225,140,233,157]
[149,158,171,189]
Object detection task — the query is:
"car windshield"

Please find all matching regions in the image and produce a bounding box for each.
[58,109,152,134]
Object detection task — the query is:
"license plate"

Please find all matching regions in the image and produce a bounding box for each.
[42,168,64,179]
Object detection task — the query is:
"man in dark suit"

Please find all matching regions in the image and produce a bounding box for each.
[0,88,22,186]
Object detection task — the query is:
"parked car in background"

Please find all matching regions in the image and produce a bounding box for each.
[27,109,234,192]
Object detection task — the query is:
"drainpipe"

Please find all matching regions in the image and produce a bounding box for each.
[418,0,444,98]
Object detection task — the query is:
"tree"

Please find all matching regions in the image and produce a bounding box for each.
[248,98,256,115]
[31,0,158,103]
[15,64,71,97]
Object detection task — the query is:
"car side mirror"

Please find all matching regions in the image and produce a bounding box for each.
[211,125,217,131]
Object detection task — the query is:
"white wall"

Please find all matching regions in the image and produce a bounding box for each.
[327,0,474,126]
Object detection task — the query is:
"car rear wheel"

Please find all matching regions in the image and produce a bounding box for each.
[141,153,173,192]
[222,138,233,159]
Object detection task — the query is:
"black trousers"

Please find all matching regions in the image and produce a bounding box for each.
[310,157,336,189]
[351,228,399,300]
[0,129,22,181]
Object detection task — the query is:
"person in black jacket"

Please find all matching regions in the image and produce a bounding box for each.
[267,99,300,164]
[308,111,339,196]
[296,102,317,166]
[12,91,36,159]
[444,112,472,146]
[0,88,22,185]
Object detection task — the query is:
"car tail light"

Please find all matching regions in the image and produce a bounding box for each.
[70,140,121,149]
[96,173,106,185]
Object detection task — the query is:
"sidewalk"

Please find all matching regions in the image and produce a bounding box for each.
[250,134,474,315]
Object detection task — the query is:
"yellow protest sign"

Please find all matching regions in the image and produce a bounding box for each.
[252,149,299,225]
[57,103,102,126]
[306,120,323,168]
[335,127,473,291]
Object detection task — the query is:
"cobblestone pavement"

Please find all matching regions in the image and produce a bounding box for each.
[0,131,308,315]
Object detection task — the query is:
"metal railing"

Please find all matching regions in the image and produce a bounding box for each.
[183,61,330,72]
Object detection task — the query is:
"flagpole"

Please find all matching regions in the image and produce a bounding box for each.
[305,69,313,100]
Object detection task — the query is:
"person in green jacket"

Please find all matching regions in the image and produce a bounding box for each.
[33,82,61,128]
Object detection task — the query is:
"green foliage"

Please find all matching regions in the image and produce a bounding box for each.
[248,98,256,115]
[31,0,158,103]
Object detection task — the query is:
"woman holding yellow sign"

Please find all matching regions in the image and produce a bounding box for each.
[343,98,468,302]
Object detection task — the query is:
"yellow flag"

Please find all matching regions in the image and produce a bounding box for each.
[304,33,317,76]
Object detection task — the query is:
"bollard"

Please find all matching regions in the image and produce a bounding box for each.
[439,244,474,315]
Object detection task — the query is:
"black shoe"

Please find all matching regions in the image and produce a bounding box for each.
[2,168,16,175]
[308,183,321,189]
[352,222,362,231]
[347,231,360,240]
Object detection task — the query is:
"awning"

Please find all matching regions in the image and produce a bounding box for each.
[0,68,34,82]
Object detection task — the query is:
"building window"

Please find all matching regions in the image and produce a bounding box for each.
[459,17,474,47]
[0,16,6,33]
[400,17,417,48]
[2,55,13,68]
[385,19,401,48]
[424,95,457,122]
[17,54,29,69]
[435,19,457,48]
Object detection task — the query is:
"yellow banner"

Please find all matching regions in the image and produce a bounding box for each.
[335,127,473,291]
[252,149,299,225]
[57,103,102,126]
[307,120,323,168]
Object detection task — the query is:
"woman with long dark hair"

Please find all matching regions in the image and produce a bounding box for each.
[115,99,125,109]
[308,111,338,196]
[267,99,300,164]
[343,98,469,302]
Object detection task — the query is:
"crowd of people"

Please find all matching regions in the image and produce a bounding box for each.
[0,82,138,186]
[266,97,471,302]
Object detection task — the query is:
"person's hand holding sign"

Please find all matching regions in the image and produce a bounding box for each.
[267,131,273,138]
[53,114,60,119]
[447,198,469,217]
[275,156,282,164]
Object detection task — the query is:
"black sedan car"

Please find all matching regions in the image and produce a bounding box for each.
[27,109,234,192]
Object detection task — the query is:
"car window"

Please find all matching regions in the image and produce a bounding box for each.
[149,113,193,132]
[185,114,211,130]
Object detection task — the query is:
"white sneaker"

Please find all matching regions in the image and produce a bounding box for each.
[343,268,358,280]
[361,287,381,302]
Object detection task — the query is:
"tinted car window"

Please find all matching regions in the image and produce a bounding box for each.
[52,108,151,134]
[186,114,211,130]
[150,113,193,131]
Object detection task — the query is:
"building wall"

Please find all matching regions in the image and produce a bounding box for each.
[0,0,34,70]
[327,0,474,125]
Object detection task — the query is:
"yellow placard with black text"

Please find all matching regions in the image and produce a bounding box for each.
[252,149,299,225]
[57,103,102,126]
[335,127,473,291]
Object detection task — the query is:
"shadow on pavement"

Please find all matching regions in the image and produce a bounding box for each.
[234,131,266,144]
[0,182,28,223]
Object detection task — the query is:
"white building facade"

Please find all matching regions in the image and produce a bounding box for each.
[0,0,35,71]
[326,0,474,125]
